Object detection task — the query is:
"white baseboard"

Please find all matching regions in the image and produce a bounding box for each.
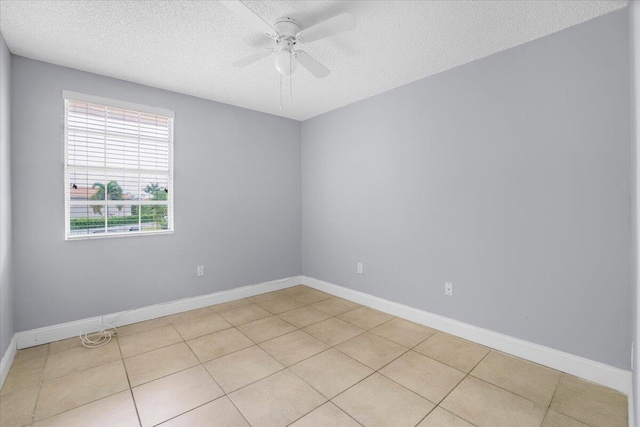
[4,274,632,401]
[0,335,17,389]
[14,276,303,350]
[301,276,632,396]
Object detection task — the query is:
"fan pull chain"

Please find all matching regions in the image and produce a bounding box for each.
[290,50,293,100]
[279,73,283,110]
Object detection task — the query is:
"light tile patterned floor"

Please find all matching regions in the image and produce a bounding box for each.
[0,285,628,427]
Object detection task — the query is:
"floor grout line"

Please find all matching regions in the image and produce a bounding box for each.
[29,338,138,426]
[4,286,624,427]
[226,393,256,427]
[198,358,252,425]
[392,328,475,427]
[5,289,329,427]
[25,346,49,427]
[539,373,597,427]
[150,394,227,426]
[8,322,446,426]
[127,388,143,427]
[208,291,371,426]
[424,350,494,427]
[115,332,143,427]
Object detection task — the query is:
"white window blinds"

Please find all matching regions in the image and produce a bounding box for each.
[64,92,174,239]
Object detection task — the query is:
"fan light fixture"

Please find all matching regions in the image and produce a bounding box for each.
[275,47,296,76]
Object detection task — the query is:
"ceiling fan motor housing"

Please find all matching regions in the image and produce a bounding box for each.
[274,17,301,38]
[274,17,301,76]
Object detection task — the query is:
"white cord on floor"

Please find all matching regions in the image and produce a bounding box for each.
[80,317,118,349]
[75,278,292,349]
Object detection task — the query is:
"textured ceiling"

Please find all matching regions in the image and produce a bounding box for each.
[0,0,628,121]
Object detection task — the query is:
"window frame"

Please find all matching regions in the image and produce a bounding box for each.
[63,91,175,240]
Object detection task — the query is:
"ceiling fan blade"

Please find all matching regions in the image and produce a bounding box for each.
[296,13,356,44]
[220,0,278,39]
[232,49,273,67]
[296,51,330,78]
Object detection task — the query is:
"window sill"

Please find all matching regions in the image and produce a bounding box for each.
[65,230,174,241]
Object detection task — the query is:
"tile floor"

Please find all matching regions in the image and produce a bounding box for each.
[0,285,628,427]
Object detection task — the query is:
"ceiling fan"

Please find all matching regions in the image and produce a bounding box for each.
[220,0,357,79]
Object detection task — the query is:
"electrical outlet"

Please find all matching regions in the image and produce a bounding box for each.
[197,265,205,277]
[357,262,363,274]
[445,282,453,296]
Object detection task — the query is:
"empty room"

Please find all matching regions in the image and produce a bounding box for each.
[0,0,639,426]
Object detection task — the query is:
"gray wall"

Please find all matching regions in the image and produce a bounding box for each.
[302,9,633,369]
[11,57,301,332]
[630,0,639,421]
[0,33,14,357]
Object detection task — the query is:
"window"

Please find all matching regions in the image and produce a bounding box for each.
[64,91,174,239]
